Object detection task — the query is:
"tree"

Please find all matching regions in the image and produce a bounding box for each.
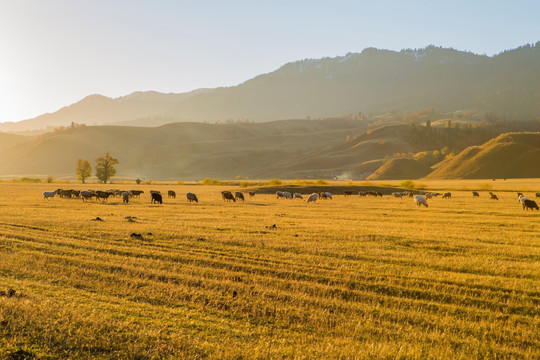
[95,153,119,184]
[76,159,91,183]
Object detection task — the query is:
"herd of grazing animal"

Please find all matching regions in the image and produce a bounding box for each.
[41,187,540,212]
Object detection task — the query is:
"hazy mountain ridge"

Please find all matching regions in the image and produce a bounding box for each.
[0,89,210,132]
[2,43,539,133]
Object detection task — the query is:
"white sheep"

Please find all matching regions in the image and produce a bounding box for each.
[43,190,57,200]
[518,194,529,204]
[293,192,303,199]
[282,191,292,199]
[306,193,318,203]
[414,195,429,208]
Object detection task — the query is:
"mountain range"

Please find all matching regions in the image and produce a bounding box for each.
[2,43,540,133]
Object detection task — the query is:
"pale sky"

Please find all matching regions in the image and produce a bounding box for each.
[0,0,538,123]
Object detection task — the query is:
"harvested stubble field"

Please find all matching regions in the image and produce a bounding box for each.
[0,182,539,359]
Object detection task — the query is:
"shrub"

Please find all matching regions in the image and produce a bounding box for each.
[479,183,493,191]
[292,179,315,185]
[399,180,426,190]
[176,181,184,185]
[400,180,416,189]
[46,176,54,183]
[17,177,42,183]
[201,178,225,185]
[240,181,254,187]
[201,178,213,185]
[315,179,329,185]
[268,179,282,185]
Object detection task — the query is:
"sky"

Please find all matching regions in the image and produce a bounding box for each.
[0,0,539,123]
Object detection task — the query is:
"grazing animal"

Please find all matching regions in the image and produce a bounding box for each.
[70,190,81,198]
[366,191,377,197]
[248,191,255,197]
[392,192,402,199]
[522,199,539,210]
[276,191,285,199]
[376,191,383,197]
[425,192,433,199]
[442,192,451,199]
[121,191,129,204]
[235,192,245,201]
[168,190,176,199]
[536,192,540,198]
[517,192,523,198]
[306,193,318,203]
[43,190,57,200]
[95,190,113,201]
[324,192,332,199]
[344,190,354,197]
[130,190,144,198]
[282,191,292,199]
[358,191,367,197]
[151,193,163,204]
[490,194,499,200]
[57,189,72,198]
[408,192,414,197]
[150,190,161,195]
[221,191,235,202]
[414,195,429,208]
[472,191,479,198]
[186,192,198,203]
[318,192,327,200]
[293,192,303,199]
[80,191,96,201]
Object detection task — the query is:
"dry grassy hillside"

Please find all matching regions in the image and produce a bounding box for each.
[0,119,368,179]
[367,158,432,180]
[2,118,540,181]
[426,132,540,179]
[0,133,30,153]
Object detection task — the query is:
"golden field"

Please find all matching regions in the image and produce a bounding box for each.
[0,180,539,359]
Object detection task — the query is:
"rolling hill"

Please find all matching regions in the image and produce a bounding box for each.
[1,119,539,181]
[0,119,369,179]
[425,132,540,179]
[2,43,540,132]
[367,158,432,180]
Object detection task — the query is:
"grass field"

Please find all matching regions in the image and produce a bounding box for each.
[0,181,539,359]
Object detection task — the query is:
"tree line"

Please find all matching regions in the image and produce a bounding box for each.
[76,152,119,184]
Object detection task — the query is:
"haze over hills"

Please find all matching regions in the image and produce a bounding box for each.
[1,115,539,180]
[0,89,210,133]
[2,43,540,133]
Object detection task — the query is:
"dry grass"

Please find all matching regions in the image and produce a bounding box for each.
[0,182,539,359]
